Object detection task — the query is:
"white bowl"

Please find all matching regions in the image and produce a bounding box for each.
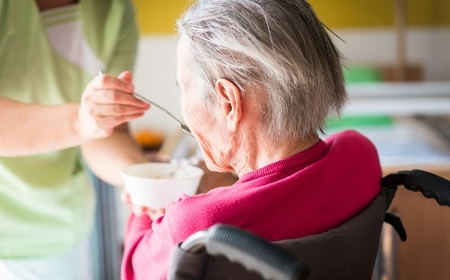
[121,162,204,209]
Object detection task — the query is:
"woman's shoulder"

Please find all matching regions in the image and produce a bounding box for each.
[326,129,372,143]
[326,130,378,154]
[323,129,381,175]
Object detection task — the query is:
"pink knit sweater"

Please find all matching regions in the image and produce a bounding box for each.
[122,130,382,280]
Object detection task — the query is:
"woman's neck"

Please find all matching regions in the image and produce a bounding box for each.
[233,133,320,177]
[35,0,78,11]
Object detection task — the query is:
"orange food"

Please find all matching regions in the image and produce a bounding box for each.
[133,129,164,148]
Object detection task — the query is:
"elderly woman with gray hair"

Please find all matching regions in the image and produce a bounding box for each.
[122,0,381,279]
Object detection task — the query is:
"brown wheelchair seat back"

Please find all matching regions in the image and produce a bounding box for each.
[169,188,393,280]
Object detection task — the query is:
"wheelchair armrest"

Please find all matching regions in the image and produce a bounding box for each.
[171,224,309,280]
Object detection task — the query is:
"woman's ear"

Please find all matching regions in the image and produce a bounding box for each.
[215,79,242,131]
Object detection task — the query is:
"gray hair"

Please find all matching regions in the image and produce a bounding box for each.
[177,0,347,141]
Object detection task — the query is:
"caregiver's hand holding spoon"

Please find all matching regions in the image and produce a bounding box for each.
[77,71,150,139]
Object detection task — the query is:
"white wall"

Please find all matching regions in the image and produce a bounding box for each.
[131,35,180,137]
[131,27,450,136]
[333,27,450,80]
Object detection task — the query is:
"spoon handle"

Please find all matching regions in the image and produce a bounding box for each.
[132,93,176,120]
[132,93,192,136]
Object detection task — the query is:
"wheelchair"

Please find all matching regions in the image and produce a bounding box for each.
[168,169,450,280]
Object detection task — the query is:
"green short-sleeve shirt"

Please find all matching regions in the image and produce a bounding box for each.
[0,0,138,258]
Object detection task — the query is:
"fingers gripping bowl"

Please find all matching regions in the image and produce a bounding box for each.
[121,162,204,209]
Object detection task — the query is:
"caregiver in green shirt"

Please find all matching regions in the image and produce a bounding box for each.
[0,0,149,279]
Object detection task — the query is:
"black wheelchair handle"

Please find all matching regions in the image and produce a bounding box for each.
[204,224,309,280]
[402,169,450,207]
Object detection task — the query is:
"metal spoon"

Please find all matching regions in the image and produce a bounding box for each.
[98,71,192,136]
[131,92,192,136]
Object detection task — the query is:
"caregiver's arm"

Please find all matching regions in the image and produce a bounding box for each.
[0,73,149,157]
[82,122,149,187]
[0,97,86,156]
